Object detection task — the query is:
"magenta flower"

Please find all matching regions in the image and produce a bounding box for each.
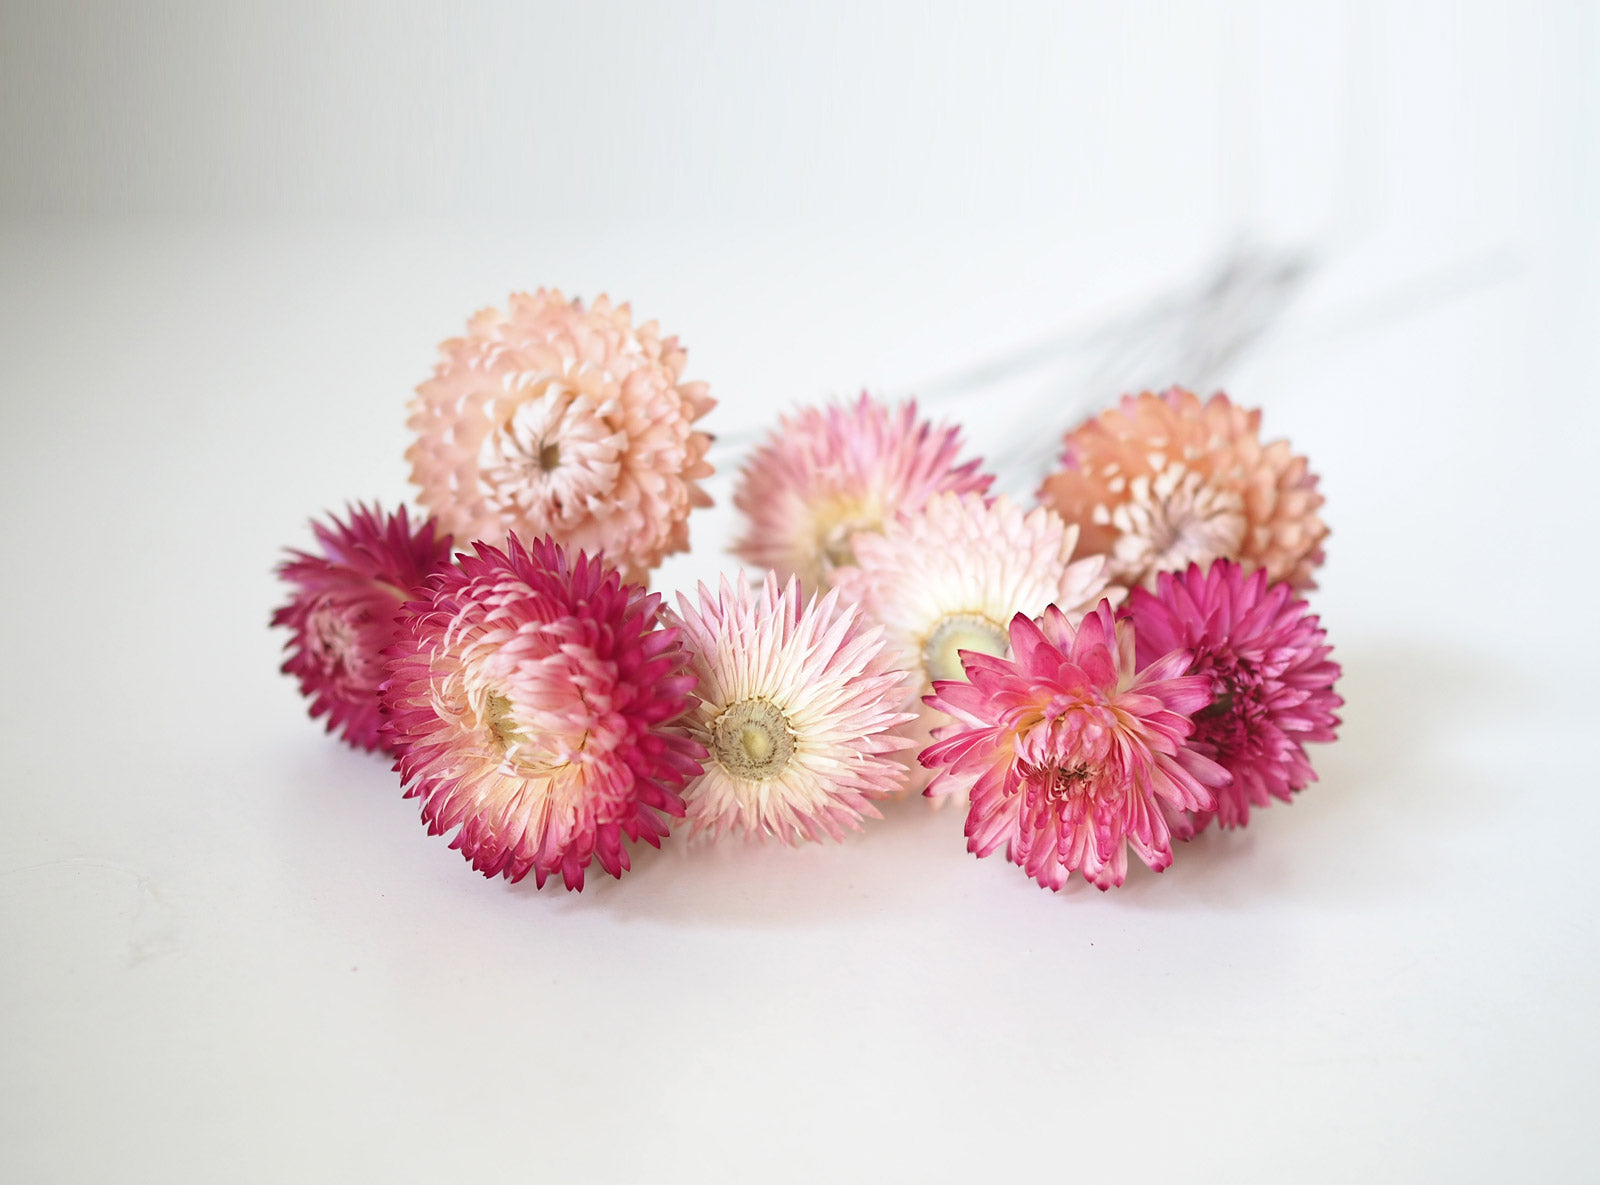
[921,601,1226,890]
[272,503,454,754]
[1126,560,1342,832]
[381,536,705,890]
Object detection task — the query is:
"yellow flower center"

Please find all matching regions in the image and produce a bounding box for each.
[712,698,794,780]
[921,612,1010,683]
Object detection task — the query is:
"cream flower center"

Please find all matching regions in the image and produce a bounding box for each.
[921,612,1010,683]
[478,382,624,529]
[811,496,883,576]
[711,698,795,780]
[485,691,528,749]
[1112,463,1247,583]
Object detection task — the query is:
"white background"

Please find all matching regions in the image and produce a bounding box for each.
[2,2,1597,1182]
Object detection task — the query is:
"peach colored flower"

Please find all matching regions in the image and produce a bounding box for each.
[1037,387,1326,590]
[407,290,714,581]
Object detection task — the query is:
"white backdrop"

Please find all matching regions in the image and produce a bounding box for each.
[2,3,1597,1183]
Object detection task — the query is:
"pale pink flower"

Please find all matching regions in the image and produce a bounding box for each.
[1127,560,1342,832]
[272,503,453,754]
[832,492,1118,797]
[921,602,1227,890]
[669,574,916,844]
[731,393,993,590]
[381,535,704,890]
[1037,387,1327,591]
[407,290,715,581]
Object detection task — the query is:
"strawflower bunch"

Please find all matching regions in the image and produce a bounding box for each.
[274,291,1341,894]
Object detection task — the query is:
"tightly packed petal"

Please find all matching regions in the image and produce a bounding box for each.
[1037,387,1326,591]
[381,536,705,889]
[731,393,993,591]
[669,574,916,844]
[407,290,715,581]
[832,492,1119,797]
[921,602,1227,890]
[1126,560,1341,833]
[272,503,454,754]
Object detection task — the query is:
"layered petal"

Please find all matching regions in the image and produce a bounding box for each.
[407,290,714,581]
[381,535,705,889]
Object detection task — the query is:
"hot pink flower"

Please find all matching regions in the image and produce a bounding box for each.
[1126,560,1341,832]
[272,503,453,754]
[921,601,1227,890]
[732,393,993,590]
[381,536,705,890]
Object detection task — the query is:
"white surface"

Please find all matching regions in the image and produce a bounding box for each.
[3,3,1598,1183]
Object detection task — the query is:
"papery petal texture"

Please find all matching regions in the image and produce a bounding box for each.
[381,535,705,890]
[732,393,992,591]
[669,573,916,844]
[832,492,1120,797]
[1038,387,1326,590]
[407,290,714,581]
[921,601,1226,890]
[272,503,454,754]
[1125,560,1342,832]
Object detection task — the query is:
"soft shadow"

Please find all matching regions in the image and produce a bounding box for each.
[520,799,974,928]
[1112,636,1510,908]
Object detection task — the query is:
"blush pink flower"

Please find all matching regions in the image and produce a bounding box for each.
[1126,560,1342,833]
[272,503,454,754]
[381,536,705,890]
[407,290,715,582]
[921,602,1227,890]
[669,574,916,844]
[831,492,1119,797]
[1037,387,1327,591]
[732,393,993,590]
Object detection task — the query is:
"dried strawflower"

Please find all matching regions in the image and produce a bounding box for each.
[921,602,1226,890]
[831,492,1118,796]
[381,535,705,890]
[731,393,992,590]
[272,503,453,754]
[669,574,915,843]
[1037,387,1326,591]
[1126,560,1341,833]
[407,290,714,581]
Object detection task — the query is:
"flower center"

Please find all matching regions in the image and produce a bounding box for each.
[1112,464,1247,583]
[537,441,561,472]
[711,698,794,780]
[1023,760,1099,801]
[812,495,883,575]
[921,612,1010,683]
[485,690,533,752]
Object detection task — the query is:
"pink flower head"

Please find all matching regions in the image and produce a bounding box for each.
[921,601,1227,890]
[407,290,715,582]
[1126,560,1342,832]
[669,573,916,844]
[1038,387,1327,591]
[272,503,454,754]
[381,535,705,890]
[831,492,1119,798]
[732,393,993,590]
